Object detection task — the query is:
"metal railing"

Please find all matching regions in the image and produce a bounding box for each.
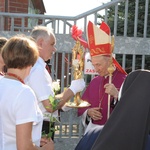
[0,0,150,144]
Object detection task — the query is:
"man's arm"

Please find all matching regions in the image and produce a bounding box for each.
[42,79,85,112]
[42,88,74,113]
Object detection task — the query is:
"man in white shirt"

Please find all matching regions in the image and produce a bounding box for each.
[25,26,85,140]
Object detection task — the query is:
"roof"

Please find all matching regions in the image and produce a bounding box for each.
[31,0,46,14]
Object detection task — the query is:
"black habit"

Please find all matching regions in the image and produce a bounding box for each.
[92,70,150,150]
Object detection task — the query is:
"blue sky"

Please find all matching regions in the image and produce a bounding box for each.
[43,0,111,16]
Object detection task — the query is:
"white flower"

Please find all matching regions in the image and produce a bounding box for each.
[52,80,60,93]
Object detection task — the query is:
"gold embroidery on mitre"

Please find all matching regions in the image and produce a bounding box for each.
[89,35,94,44]
[90,48,106,56]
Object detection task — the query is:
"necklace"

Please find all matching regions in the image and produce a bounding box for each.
[6,72,25,84]
[98,77,106,110]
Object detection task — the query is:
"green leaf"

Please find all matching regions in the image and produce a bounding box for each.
[48,95,60,110]
[46,94,61,138]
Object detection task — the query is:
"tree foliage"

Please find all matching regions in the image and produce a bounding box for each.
[98,0,150,37]
[97,0,150,73]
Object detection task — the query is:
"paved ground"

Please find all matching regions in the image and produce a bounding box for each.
[54,138,80,150]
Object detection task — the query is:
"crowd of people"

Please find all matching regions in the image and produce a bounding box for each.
[0,21,150,150]
[0,26,85,150]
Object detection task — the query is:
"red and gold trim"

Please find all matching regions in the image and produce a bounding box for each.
[87,21,127,75]
[87,21,111,57]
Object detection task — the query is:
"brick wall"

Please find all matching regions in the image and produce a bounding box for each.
[7,0,28,31]
[0,0,5,12]
[8,0,28,13]
[0,0,45,31]
[0,0,5,30]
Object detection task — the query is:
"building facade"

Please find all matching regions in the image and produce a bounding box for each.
[0,0,45,30]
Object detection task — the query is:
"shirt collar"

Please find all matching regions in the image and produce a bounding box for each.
[37,57,47,68]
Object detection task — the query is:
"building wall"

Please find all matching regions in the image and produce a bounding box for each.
[10,0,28,30]
[0,0,45,31]
[0,0,45,14]
[0,0,5,12]
[8,0,28,13]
